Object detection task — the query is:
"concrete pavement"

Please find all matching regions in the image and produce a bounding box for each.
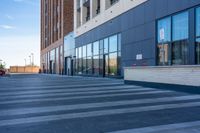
[0,74,200,133]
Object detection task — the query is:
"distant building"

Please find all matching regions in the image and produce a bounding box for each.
[10,66,40,73]
[40,0,74,74]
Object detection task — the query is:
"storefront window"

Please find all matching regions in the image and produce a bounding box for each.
[109,35,118,53]
[172,40,188,65]
[172,12,188,41]
[157,17,171,65]
[93,41,99,55]
[104,38,109,54]
[196,8,200,64]
[75,33,121,77]
[196,8,200,37]
[157,11,189,65]
[157,17,171,43]
[93,55,99,75]
[172,12,188,65]
[87,56,92,74]
[196,39,200,64]
[109,52,117,76]
[87,43,92,57]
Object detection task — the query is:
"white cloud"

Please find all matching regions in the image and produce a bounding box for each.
[0,25,15,29]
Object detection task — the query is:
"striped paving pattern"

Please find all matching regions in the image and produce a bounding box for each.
[0,74,200,133]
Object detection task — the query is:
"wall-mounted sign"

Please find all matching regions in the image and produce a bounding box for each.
[160,28,165,40]
[136,54,143,60]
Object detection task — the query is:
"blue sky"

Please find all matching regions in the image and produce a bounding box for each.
[0,0,40,67]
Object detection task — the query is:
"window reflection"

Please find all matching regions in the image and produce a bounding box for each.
[74,33,121,77]
[93,41,99,55]
[196,8,200,64]
[157,11,189,65]
[93,55,99,75]
[196,39,200,64]
[104,38,109,54]
[109,52,117,76]
[109,35,118,53]
[172,12,189,41]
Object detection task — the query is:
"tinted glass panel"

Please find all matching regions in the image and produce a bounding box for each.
[172,40,188,65]
[100,40,104,55]
[109,35,118,53]
[93,55,99,75]
[172,12,189,41]
[83,46,87,57]
[93,41,99,55]
[157,17,171,43]
[104,38,109,54]
[87,56,92,74]
[78,47,82,58]
[83,57,87,74]
[196,38,200,64]
[118,34,121,51]
[109,52,117,76]
[87,44,92,57]
[78,58,82,74]
[157,43,170,65]
[99,55,103,75]
[196,8,200,37]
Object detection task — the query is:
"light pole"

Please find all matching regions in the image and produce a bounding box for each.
[24,59,26,66]
[31,53,34,66]
[29,56,31,66]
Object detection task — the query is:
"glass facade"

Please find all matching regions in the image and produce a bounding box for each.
[157,17,171,65]
[157,11,189,65]
[75,33,121,77]
[196,8,200,64]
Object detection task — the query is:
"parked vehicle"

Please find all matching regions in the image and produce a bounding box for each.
[0,69,5,76]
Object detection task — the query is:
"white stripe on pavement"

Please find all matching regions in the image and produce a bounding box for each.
[0,87,159,99]
[0,83,123,91]
[0,95,199,117]
[1,101,200,127]
[0,86,143,96]
[0,90,172,105]
[108,121,200,133]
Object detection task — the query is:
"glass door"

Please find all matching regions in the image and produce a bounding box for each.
[103,54,109,77]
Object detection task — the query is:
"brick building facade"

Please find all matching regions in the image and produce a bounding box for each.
[40,0,73,74]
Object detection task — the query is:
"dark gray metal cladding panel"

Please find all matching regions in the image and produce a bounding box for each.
[75,0,200,68]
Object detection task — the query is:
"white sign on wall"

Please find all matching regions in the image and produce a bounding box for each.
[136,54,143,60]
[160,28,165,40]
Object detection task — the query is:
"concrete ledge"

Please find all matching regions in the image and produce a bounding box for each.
[125,80,200,94]
[124,65,200,87]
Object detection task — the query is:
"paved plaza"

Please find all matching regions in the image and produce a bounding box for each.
[0,74,200,133]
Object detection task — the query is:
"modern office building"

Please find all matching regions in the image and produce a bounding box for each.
[74,0,200,78]
[40,0,73,74]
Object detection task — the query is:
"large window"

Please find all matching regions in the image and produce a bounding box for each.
[157,17,171,65]
[172,12,188,65]
[93,41,100,75]
[157,17,171,43]
[78,47,82,74]
[86,44,92,74]
[196,8,200,64]
[75,33,121,77]
[109,35,118,53]
[82,46,87,74]
[172,12,189,41]
[157,11,189,65]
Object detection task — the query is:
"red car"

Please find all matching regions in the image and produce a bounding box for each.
[0,69,5,76]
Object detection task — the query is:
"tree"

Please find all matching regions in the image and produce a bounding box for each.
[0,62,5,69]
